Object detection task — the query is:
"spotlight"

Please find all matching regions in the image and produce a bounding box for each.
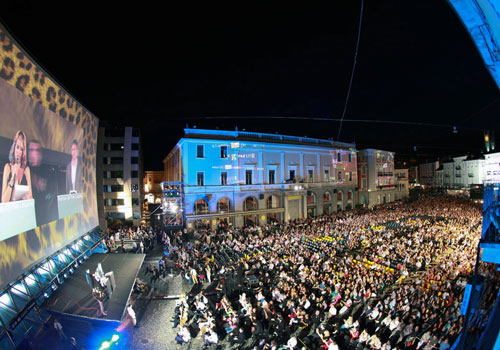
[99,341,111,350]
[43,292,49,299]
[111,334,120,342]
[63,273,68,279]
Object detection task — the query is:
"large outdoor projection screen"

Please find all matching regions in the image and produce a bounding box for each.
[0,25,99,288]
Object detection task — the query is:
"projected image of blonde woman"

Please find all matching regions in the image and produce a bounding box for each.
[2,130,33,202]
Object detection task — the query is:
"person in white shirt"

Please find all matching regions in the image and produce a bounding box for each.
[175,326,191,344]
[204,330,218,345]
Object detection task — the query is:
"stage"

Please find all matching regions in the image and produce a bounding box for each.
[42,253,145,322]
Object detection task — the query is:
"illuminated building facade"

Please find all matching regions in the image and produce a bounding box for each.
[394,168,409,200]
[143,170,164,204]
[97,126,143,227]
[485,152,500,183]
[357,149,396,207]
[163,128,358,229]
[419,161,440,188]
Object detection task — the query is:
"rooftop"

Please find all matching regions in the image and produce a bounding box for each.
[182,128,356,150]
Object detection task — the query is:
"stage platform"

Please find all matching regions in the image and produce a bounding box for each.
[42,253,145,322]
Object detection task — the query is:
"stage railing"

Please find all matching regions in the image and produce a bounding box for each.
[0,227,106,350]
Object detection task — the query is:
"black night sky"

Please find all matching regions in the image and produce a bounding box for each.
[1,1,499,170]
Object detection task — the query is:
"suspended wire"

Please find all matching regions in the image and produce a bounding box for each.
[337,0,364,142]
[188,115,484,130]
[459,96,500,124]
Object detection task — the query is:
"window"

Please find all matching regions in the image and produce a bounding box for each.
[348,153,352,162]
[131,143,139,150]
[324,169,329,182]
[105,199,124,206]
[246,170,253,185]
[131,184,138,192]
[217,198,231,212]
[131,170,138,178]
[220,145,228,159]
[110,185,124,192]
[362,178,367,188]
[194,199,209,215]
[338,171,342,181]
[362,165,366,175]
[110,157,123,164]
[348,171,353,181]
[103,185,109,192]
[110,171,123,178]
[244,197,258,211]
[337,152,342,162]
[221,172,227,186]
[197,145,204,158]
[268,170,275,184]
[131,157,139,164]
[132,128,140,137]
[103,171,109,179]
[308,169,314,182]
[197,172,204,186]
[132,198,140,206]
[289,169,295,181]
[109,143,124,151]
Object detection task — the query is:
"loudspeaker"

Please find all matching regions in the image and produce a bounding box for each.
[259,194,264,200]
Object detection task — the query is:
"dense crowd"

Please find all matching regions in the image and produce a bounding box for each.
[103,196,499,349]
[154,196,500,350]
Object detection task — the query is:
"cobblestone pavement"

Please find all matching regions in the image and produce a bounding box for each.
[128,249,207,350]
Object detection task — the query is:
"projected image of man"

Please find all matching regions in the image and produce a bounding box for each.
[66,139,82,194]
[28,140,58,226]
[2,130,33,202]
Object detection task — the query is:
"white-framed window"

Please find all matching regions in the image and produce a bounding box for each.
[324,169,330,181]
[338,171,342,181]
[308,169,314,182]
